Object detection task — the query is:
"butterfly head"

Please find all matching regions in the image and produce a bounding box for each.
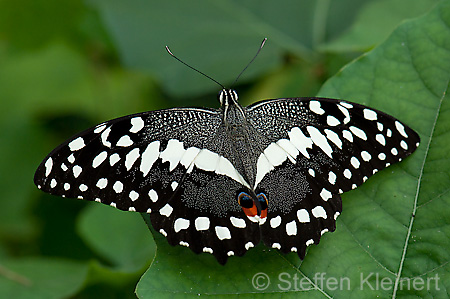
[218,89,239,107]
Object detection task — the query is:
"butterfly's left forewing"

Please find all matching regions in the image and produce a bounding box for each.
[34,107,260,264]
[247,97,420,257]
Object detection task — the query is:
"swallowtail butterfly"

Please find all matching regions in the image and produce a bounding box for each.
[34,41,420,265]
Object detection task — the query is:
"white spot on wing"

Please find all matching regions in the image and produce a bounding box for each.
[350,126,367,140]
[309,100,325,115]
[337,104,351,124]
[307,126,333,158]
[328,171,336,185]
[320,188,332,201]
[254,154,273,188]
[116,135,133,147]
[194,149,219,172]
[101,127,112,147]
[270,216,281,228]
[339,102,353,109]
[113,181,123,193]
[254,142,289,188]
[324,129,342,149]
[377,122,384,131]
[130,117,144,133]
[327,115,340,126]
[129,190,139,201]
[203,247,213,253]
[140,141,160,176]
[73,165,82,178]
[395,121,408,138]
[180,147,200,168]
[215,226,231,240]
[195,217,210,231]
[288,127,312,158]
[312,206,327,219]
[96,178,108,189]
[92,151,107,168]
[276,139,299,162]
[245,242,254,250]
[351,156,360,169]
[342,130,353,142]
[160,139,185,171]
[109,153,120,166]
[361,151,372,161]
[174,218,190,233]
[125,148,140,171]
[216,155,250,188]
[44,157,53,177]
[159,204,173,217]
[286,220,297,236]
[69,137,85,151]
[264,143,287,167]
[94,124,106,133]
[344,169,352,179]
[297,209,310,223]
[376,134,386,145]
[272,243,281,249]
[400,140,408,150]
[148,189,158,202]
[230,217,246,228]
[363,109,377,120]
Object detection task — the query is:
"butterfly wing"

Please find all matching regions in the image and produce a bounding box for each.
[246,97,420,258]
[34,107,260,264]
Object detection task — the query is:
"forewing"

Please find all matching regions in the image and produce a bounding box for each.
[34,107,259,264]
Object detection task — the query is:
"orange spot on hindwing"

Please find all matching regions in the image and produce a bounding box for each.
[238,192,268,224]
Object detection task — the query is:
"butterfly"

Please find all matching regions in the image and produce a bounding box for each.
[34,40,420,264]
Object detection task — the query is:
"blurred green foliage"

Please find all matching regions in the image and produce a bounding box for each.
[0,0,447,298]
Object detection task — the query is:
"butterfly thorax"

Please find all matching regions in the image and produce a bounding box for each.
[218,89,259,190]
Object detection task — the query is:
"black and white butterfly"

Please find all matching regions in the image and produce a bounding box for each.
[34,43,420,265]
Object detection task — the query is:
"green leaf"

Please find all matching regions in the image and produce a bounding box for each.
[0,258,88,299]
[320,0,441,52]
[136,1,450,297]
[0,43,161,122]
[88,0,374,97]
[77,204,155,272]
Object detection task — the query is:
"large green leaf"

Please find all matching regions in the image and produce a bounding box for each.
[88,0,375,97]
[136,1,450,297]
[320,0,440,52]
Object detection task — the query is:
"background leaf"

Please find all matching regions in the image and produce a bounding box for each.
[0,258,88,299]
[1,0,448,298]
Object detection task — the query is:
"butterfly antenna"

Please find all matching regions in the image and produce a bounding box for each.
[165,46,225,89]
[231,37,267,87]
